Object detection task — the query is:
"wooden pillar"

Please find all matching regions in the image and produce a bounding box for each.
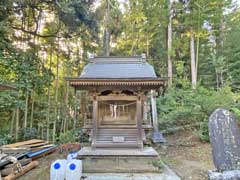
[136,95,143,149]
[80,91,86,127]
[143,101,148,123]
[92,95,98,149]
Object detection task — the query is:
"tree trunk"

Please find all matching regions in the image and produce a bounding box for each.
[73,94,77,130]
[46,45,53,141]
[167,0,173,87]
[146,33,149,56]
[41,125,44,139]
[46,86,50,141]
[103,29,110,56]
[195,36,200,82]
[15,107,20,141]
[220,70,224,87]
[195,6,201,82]
[63,81,69,133]
[10,109,16,138]
[53,38,59,143]
[24,90,29,128]
[30,91,34,128]
[63,43,71,133]
[190,27,197,89]
[216,68,219,89]
[103,0,110,56]
[37,124,40,138]
[220,17,225,88]
[130,23,135,55]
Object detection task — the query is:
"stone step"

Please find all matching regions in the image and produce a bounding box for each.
[96,128,145,145]
[78,147,161,173]
[93,142,143,148]
[97,134,138,137]
[98,128,139,133]
[97,137,139,141]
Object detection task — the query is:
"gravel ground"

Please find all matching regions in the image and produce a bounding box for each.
[18,131,214,180]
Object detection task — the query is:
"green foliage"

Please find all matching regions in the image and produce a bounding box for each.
[58,0,97,32]
[0,134,13,146]
[0,0,240,145]
[157,86,238,141]
[78,128,89,143]
[19,128,38,141]
[223,10,240,90]
[231,106,240,120]
[58,130,77,144]
[57,129,89,144]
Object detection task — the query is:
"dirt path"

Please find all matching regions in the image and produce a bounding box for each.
[18,131,214,180]
[18,152,67,180]
[156,131,214,180]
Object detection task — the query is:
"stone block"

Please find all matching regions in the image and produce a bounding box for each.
[151,132,167,143]
[78,147,161,173]
[208,169,240,180]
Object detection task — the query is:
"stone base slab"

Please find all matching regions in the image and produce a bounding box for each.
[78,147,159,157]
[208,169,240,180]
[81,164,181,180]
[78,147,160,173]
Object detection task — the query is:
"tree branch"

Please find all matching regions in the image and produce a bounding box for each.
[11,23,61,38]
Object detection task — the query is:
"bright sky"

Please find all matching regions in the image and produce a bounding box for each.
[94,0,126,11]
[96,0,240,6]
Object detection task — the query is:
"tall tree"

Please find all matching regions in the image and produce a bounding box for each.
[190,26,197,89]
[103,0,111,56]
[167,0,173,87]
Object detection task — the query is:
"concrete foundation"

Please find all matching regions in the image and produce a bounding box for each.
[81,164,181,180]
[78,147,160,173]
[208,169,240,180]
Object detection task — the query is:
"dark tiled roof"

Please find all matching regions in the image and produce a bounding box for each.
[80,56,157,79]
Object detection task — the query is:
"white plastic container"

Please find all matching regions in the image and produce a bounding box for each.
[65,160,82,180]
[67,152,78,161]
[50,159,67,180]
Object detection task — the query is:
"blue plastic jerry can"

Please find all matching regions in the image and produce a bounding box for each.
[50,159,67,180]
[65,160,82,180]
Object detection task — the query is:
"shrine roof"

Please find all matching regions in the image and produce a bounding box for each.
[79,56,157,79]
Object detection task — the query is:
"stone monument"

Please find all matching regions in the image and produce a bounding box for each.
[208,108,240,180]
[150,90,166,143]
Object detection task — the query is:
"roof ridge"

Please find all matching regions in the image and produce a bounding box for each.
[88,56,146,64]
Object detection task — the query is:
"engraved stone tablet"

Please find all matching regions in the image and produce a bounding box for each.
[209,108,240,172]
[112,136,125,142]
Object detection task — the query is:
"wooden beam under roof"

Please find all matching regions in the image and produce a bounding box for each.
[66,78,167,86]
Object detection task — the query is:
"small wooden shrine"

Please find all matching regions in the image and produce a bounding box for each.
[67,56,166,150]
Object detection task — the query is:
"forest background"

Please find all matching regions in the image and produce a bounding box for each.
[0,0,240,144]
